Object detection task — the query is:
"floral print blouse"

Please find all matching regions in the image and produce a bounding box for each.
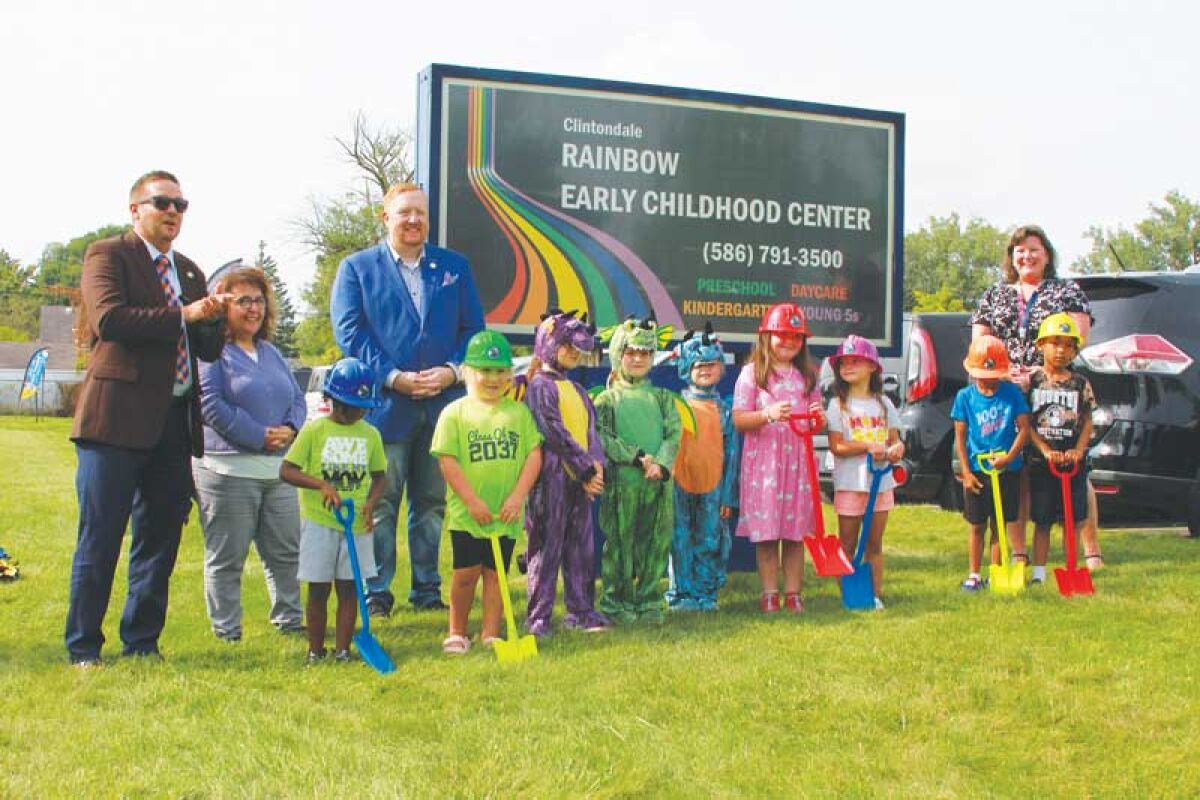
[970,278,1092,367]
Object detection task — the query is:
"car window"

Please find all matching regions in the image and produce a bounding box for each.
[307,368,329,393]
[1079,279,1158,344]
[1080,278,1200,350]
[1147,284,1200,351]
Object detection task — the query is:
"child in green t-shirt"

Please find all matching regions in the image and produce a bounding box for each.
[431,331,543,655]
[280,358,386,664]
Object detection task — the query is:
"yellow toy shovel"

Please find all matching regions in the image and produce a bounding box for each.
[489,535,538,663]
[976,451,1025,595]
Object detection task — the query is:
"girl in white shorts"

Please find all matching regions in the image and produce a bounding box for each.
[825,335,905,610]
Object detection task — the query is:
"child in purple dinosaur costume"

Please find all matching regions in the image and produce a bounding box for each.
[522,310,610,636]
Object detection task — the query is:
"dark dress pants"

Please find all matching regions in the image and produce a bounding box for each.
[65,403,194,661]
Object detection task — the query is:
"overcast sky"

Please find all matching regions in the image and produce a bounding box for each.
[2,0,1195,303]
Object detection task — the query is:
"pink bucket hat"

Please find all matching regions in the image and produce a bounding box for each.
[828,334,881,372]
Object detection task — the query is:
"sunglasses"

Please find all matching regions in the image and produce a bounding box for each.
[233,295,267,309]
[137,195,190,213]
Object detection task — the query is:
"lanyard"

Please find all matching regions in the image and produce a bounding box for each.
[1017,285,1041,336]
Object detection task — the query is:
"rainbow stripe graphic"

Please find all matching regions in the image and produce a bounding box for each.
[466,86,683,329]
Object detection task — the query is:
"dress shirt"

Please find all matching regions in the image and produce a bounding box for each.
[387,243,425,323]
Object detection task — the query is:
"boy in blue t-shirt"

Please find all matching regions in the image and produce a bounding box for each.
[951,335,1031,592]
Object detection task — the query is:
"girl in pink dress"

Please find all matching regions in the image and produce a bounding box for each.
[733,303,824,614]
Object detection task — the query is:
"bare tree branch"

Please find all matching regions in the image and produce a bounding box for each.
[334,111,414,202]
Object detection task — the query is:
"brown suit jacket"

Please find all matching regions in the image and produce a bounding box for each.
[71,231,224,456]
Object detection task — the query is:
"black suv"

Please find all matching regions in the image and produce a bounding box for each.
[894,275,1200,534]
[1073,270,1200,532]
[895,312,971,509]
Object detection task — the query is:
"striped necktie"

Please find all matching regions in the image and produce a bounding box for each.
[153,254,191,386]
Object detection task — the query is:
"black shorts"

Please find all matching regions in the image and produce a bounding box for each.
[1028,462,1089,526]
[450,530,515,571]
[963,470,1020,525]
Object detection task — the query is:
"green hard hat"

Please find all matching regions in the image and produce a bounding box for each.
[463,330,513,369]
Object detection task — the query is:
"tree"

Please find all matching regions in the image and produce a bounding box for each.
[36,223,129,288]
[292,114,414,363]
[0,249,40,340]
[254,240,298,357]
[911,285,967,313]
[1073,191,1200,274]
[903,214,1007,311]
[335,111,414,199]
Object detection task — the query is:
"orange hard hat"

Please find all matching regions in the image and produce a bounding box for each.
[963,335,1011,378]
[759,303,810,336]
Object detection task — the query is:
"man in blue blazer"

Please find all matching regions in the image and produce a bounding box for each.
[331,183,485,613]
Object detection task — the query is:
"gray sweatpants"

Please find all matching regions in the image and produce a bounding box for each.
[194,465,303,638]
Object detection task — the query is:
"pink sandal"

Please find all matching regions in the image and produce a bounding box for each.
[441,634,471,655]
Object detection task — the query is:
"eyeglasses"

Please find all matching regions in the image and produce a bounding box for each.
[137,195,190,213]
[233,295,266,309]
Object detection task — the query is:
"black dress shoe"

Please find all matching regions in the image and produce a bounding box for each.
[121,648,164,661]
[414,599,448,611]
[365,595,392,618]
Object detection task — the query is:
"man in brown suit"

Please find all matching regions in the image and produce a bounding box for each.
[66,170,229,666]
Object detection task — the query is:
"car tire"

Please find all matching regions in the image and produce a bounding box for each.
[937,473,964,512]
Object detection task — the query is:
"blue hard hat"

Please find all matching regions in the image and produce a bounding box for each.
[323,357,381,409]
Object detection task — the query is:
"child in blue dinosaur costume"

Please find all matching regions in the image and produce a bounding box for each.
[522,310,610,637]
[667,325,739,611]
[594,317,681,623]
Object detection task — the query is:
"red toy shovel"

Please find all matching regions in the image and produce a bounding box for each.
[1049,459,1095,597]
[787,412,853,577]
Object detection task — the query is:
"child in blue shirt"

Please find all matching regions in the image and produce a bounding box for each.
[952,335,1031,591]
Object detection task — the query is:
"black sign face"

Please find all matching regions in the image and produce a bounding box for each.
[419,65,904,352]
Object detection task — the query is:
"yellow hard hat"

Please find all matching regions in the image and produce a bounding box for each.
[1036,312,1083,344]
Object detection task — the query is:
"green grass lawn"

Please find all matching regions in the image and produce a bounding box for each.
[2,416,1198,798]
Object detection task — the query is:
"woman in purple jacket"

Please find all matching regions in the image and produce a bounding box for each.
[195,266,307,642]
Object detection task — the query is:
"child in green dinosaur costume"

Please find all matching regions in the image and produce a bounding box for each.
[593,318,681,623]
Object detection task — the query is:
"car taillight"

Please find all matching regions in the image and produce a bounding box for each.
[906,325,938,402]
[1079,334,1194,375]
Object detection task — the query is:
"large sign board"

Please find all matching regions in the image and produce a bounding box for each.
[418,64,905,354]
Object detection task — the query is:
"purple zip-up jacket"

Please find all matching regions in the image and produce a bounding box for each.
[199,341,306,455]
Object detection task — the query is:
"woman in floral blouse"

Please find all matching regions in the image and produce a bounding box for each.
[971,225,1103,570]
[971,224,1092,385]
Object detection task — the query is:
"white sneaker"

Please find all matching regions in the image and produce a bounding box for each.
[873,597,885,611]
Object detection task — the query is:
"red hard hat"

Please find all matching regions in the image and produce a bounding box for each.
[759,303,811,336]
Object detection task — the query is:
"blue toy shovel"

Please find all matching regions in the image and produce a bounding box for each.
[840,455,906,611]
[333,500,397,675]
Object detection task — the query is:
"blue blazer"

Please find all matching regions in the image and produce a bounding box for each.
[331,242,485,441]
